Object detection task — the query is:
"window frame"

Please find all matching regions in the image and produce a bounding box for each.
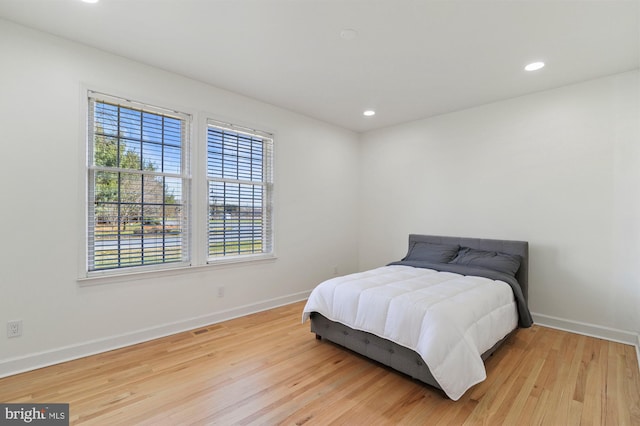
[205,118,275,265]
[85,91,192,277]
[80,91,277,283]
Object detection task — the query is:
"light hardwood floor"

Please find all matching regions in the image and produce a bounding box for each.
[1,301,639,425]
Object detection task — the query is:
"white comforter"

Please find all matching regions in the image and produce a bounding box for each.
[302,265,518,400]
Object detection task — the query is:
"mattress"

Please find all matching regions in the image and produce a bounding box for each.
[302,265,519,400]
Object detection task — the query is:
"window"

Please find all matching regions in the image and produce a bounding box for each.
[87,92,191,273]
[206,120,273,261]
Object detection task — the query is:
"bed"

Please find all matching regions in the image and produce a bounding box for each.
[302,234,532,400]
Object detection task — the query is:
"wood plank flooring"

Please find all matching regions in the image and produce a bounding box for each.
[1,301,638,425]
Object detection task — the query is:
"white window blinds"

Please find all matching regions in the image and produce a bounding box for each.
[87,92,191,273]
[206,120,274,260]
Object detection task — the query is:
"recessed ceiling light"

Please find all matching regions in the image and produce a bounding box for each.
[340,29,358,40]
[363,110,376,117]
[525,62,545,71]
[82,0,99,3]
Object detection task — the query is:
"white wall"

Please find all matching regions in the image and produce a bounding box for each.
[359,71,640,339]
[0,20,360,375]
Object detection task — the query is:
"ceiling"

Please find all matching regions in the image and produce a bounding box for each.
[0,0,638,132]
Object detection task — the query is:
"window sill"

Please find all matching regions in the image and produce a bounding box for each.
[207,253,277,266]
[78,255,277,287]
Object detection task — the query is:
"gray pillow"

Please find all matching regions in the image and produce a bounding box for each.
[451,247,521,276]
[404,242,460,263]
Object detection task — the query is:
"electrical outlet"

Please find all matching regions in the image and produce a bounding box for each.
[7,320,22,338]
[217,286,225,298]
[333,265,339,276]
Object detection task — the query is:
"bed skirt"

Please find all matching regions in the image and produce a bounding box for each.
[310,312,511,393]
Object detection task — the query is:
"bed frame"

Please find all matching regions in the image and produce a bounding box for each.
[309,234,529,393]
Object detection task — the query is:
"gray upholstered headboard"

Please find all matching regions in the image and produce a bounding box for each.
[408,234,529,302]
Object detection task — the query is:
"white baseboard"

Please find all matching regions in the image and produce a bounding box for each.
[531,312,638,345]
[532,312,640,372]
[0,290,311,379]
